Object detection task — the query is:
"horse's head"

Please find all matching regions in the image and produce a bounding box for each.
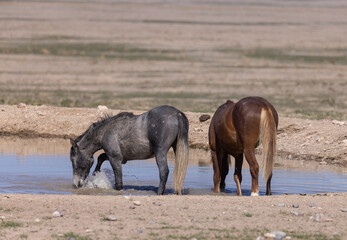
[70,138,94,188]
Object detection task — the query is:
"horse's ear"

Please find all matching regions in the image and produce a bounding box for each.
[70,138,77,147]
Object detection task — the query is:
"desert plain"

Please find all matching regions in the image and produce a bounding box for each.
[0,0,347,239]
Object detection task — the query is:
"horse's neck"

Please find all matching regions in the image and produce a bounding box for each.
[78,128,101,156]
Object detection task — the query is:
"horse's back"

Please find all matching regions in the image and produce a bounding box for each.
[233,97,278,129]
[209,97,278,153]
[209,100,240,152]
[146,105,188,152]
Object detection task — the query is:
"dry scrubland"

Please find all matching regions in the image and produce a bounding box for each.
[0,0,347,239]
[0,0,347,119]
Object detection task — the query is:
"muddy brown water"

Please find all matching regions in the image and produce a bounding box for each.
[0,137,346,195]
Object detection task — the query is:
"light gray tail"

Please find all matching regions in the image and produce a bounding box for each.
[259,107,277,182]
[173,112,189,195]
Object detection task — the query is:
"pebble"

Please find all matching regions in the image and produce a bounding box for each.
[264,231,287,240]
[341,208,347,212]
[311,213,332,222]
[133,201,141,206]
[308,203,316,208]
[199,114,211,122]
[292,204,299,208]
[277,203,285,207]
[106,215,118,221]
[153,202,161,206]
[264,233,276,239]
[97,105,108,111]
[52,210,63,217]
[290,211,304,217]
[332,120,345,126]
[129,206,136,209]
[17,103,27,108]
[124,196,131,200]
[85,229,93,233]
[34,218,40,223]
[0,216,5,220]
[137,229,143,234]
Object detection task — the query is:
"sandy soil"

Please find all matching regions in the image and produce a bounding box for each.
[0,193,347,240]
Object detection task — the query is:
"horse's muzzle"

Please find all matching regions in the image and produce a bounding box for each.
[73,175,86,188]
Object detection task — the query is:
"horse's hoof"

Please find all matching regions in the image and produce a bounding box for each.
[115,185,123,190]
[251,192,259,197]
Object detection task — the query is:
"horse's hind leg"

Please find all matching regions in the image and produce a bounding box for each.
[219,154,229,192]
[211,150,220,193]
[155,151,169,195]
[266,172,273,195]
[93,153,108,175]
[244,148,259,196]
[233,154,243,196]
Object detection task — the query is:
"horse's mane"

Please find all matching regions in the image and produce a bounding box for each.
[75,112,134,148]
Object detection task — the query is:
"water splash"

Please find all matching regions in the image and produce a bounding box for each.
[85,169,114,189]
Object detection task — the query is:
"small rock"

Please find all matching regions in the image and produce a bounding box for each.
[17,103,27,108]
[308,203,316,208]
[153,202,161,206]
[291,211,304,217]
[199,114,211,122]
[312,213,332,222]
[34,218,40,223]
[341,208,347,212]
[124,196,131,200]
[106,215,117,221]
[97,105,108,111]
[319,161,327,165]
[264,232,276,239]
[85,229,93,233]
[37,111,45,116]
[272,231,287,240]
[299,193,306,196]
[292,204,299,208]
[52,210,63,217]
[133,201,141,206]
[137,229,143,234]
[277,203,285,207]
[0,216,5,220]
[129,206,136,209]
[332,120,345,126]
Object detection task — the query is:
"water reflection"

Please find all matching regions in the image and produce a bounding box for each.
[0,137,346,195]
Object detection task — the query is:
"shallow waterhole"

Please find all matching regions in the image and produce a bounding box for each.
[0,137,346,196]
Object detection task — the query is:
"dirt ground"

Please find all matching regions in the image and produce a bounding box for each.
[0,0,347,239]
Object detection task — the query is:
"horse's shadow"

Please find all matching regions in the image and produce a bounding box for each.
[122,185,190,195]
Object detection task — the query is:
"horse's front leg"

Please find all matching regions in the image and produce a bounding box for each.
[107,151,123,190]
[244,148,259,196]
[155,151,169,195]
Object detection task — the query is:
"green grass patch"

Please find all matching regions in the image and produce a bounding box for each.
[291,233,341,240]
[0,42,191,62]
[244,48,347,65]
[53,232,92,240]
[1,221,22,228]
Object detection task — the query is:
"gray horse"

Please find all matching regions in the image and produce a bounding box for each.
[70,105,189,195]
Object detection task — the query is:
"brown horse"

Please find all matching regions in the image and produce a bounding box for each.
[209,97,278,196]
